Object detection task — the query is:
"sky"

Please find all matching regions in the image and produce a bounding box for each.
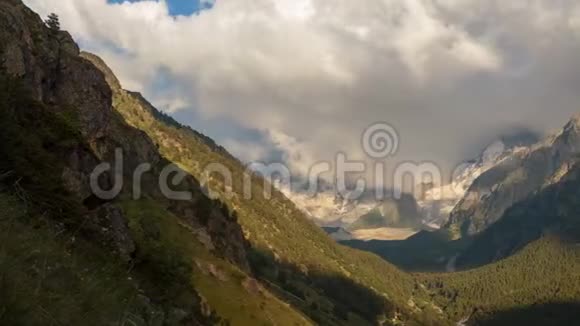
[106,0,214,16]
[23,0,580,189]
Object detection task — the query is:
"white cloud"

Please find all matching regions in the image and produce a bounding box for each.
[23,0,580,187]
[274,0,315,21]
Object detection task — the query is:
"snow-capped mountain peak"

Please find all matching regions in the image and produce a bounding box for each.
[417,139,533,228]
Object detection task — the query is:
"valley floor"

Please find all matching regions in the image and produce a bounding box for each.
[351,227,420,241]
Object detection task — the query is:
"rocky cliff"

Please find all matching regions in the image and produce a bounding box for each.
[455,159,580,268]
[445,116,580,238]
[1,0,249,267]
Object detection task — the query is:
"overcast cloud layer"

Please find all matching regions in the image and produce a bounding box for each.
[24,0,580,187]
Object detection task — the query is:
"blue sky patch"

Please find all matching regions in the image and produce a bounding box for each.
[107,0,214,16]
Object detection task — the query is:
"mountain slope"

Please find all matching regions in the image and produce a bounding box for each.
[420,236,580,325]
[0,193,150,326]
[445,117,580,238]
[419,138,535,228]
[455,162,580,268]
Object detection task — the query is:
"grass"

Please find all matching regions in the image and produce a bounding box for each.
[0,193,144,326]
[0,193,311,326]
[122,198,313,326]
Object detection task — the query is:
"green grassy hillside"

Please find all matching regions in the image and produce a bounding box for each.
[0,191,313,326]
[0,194,144,326]
[122,199,313,326]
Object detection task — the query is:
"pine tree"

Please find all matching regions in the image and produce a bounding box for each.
[45,13,60,31]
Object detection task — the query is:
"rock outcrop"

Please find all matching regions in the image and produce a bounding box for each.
[446,115,580,238]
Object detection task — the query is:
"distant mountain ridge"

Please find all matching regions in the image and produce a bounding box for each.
[418,134,538,229]
[445,115,580,239]
[279,184,377,226]
[289,135,537,239]
[455,160,580,268]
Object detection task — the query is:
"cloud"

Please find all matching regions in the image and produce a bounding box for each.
[23,0,580,188]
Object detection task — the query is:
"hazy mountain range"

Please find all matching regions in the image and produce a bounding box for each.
[290,133,538,241]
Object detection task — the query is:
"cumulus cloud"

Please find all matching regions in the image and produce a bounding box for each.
[23,0,580,188]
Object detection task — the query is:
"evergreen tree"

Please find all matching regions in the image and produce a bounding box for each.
[45,13,60,31]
